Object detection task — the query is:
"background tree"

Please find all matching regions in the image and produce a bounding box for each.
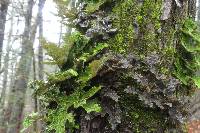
[0,2,14,132]
[0,0,9,70]
[34,0,46,132]
[6,0,34,132]
[0,0,59,132]
[38,0,46,82]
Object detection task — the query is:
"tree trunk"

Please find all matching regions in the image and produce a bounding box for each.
[32,47,38,132]
[0,2,14,132]
[36,1,46,132]
[65,0,76,38]
[29,1,46,128]
[38,0,198,132]
[38,0,46,81]
[58,0,76,47]
[5,50,17,127]
[0,0,9,69]
[197,0,200,21]
[6,0,34,132]
[72,0,197,132]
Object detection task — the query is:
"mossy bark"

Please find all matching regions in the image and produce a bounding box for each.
[39,0,199,132]
[70,0,197,133]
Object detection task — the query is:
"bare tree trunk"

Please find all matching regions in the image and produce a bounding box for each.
[189,0,197,19]
[32,50,38,133]
[58,0,76,47]
[4,18,22,133]
[30,17,39,130]
[197,0,200,21]
[37,1,46,132]
[0,0,9,69]
[58,19,63,46]
[6,0,34,132]
[4,50,18,127]
[65,0,75,37]
[0,1,13,132]
[7,0,46,130]
[38,0,45,81]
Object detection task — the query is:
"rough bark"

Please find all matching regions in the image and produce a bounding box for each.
[72,0,197,132]
[6,0,34,132]
[38,0,197,133]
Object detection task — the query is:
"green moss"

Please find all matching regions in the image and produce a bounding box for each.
[108,0,163,56]
[112,0,176,83]
[136,0,162,55]
[108,0,136,54]
[120,94,167,132]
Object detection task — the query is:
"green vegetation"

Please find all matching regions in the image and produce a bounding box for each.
[174,19,200,88]
[23,32,108,132]
[108,0,162,55]
[23,0,200,132]
[121,95,166,133]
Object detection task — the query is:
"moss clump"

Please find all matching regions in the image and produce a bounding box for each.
[108,0,136,54]
[135,0,162,54]
[120,94,167,132]
[108,0,162,55]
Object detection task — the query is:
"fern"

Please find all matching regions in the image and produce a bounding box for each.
[82,100,101,113]
[76,43,108,63]
[174,19,200,88]
[47,109,75,133]
[21,112,41,133]
[85,0,106,13]
[48,69,78,83]
[42,39,69,68]
[78,57,108,84]
[29,31,108,132]
[46,85,102,133]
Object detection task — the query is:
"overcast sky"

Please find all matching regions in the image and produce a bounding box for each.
[3,0,61,51]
